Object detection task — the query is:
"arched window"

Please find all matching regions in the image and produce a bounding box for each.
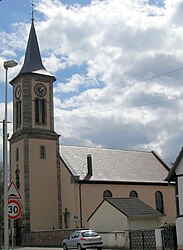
[16,101,21,129]
[16,148,19,162]
[103,190,112,198]
[35,98,46,124]
[129,190,138,198]
[15,165,20,189]
[155,191,164,213]
[40,145,46,159]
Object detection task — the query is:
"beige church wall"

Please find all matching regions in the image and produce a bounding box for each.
[89,200,128,232]
[77,183,176,228]
[29,138,59,231]
[10,139,25,209]
[129,217,160,230]
[60,161,81,229]
[150,185,176,225]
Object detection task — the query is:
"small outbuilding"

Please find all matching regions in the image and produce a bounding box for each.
[88,197,162,232]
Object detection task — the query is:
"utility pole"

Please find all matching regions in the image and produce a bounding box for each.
[3,60,18,250]
[0,167,3,250]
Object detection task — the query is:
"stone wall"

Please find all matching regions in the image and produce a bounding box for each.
[22,229,74,247]
[22,229,130,249]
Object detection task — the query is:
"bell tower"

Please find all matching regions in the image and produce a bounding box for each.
[9,19,62,231]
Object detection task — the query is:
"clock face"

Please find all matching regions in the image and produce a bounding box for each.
[15,85,21,99]
[34,83,47,97]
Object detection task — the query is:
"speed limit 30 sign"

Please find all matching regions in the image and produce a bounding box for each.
[8,199,22,220]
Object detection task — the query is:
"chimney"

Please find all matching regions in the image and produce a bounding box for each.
[84,154,93,180]
[87,154,92,176]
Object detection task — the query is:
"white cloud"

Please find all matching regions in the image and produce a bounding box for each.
[1,0,183,163]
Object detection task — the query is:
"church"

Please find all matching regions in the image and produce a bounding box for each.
[9,18,176,233]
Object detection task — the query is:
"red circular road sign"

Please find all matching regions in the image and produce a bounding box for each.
[8,199,22,220]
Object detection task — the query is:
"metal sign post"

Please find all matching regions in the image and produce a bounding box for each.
[11,220,14,250]
[8,200,22,250]
[7,181,23,249]
[0,222,2,250]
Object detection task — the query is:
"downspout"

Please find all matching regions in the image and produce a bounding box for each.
[79,182,83,228]
[168,173,179,218]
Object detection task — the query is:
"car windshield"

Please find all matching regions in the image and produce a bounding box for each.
[82,231,99,237]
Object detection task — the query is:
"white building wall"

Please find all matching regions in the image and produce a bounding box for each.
[89,200,160,232]
[174,157,183,249]
[176,217,183,250]
[89,201,128,231]
[155,229,163,250]
[175,157,183,175]
[100,231,130,249]
[129,217,160,230]
[178,177,183,215]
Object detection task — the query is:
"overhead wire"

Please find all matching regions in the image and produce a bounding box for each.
[7,65,183,148]
[59,66,183,108]
[5,66,183,123]
[55,96,183,119]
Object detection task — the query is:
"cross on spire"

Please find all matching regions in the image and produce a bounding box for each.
[31,0,36,22]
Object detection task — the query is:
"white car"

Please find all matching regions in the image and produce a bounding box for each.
[62,230,103,250]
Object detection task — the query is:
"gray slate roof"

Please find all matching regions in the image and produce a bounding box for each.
[60,145,169,183]
[104,197,161,218]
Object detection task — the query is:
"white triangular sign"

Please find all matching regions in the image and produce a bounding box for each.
[8,181,22,199]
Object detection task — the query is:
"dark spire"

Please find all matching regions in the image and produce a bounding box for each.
[11,19,56,82]
[20,20,45,73]
[19,20,54,77]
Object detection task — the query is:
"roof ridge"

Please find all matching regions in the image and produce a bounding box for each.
[60,144,152,154]
[106,197,139,200]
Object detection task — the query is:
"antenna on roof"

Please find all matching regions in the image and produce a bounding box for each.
[31,0,36,22]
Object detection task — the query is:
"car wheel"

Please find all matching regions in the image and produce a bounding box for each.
[97,248,102,250]
[77,243,84,250]
[63,243,68,250]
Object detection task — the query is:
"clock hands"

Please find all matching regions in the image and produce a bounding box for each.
[34,83,47,97]
[37,85,45,94]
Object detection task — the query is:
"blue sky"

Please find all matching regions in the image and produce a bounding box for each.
[0,0,183,164]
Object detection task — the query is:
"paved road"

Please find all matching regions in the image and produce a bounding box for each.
[3,248,62,250]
